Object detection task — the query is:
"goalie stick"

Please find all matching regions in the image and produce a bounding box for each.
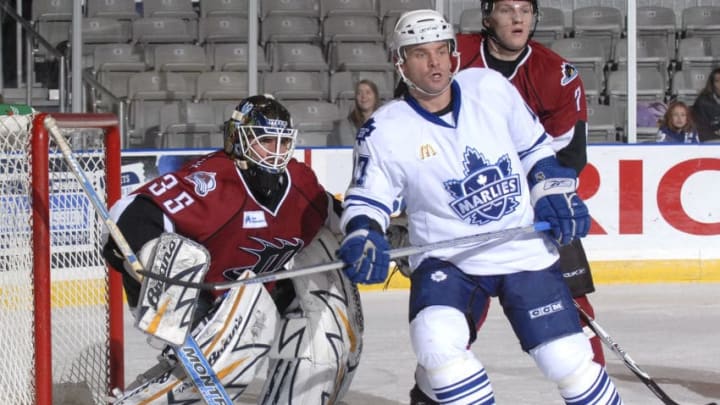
[44,116,233,405]
[575,303,717,405]
[138,221,551,290]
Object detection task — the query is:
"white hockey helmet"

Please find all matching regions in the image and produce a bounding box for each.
[389,9,460,96]
[389,9,457,64]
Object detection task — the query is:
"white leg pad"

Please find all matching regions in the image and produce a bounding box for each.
[259,226,363,404]
[114,271,280,404]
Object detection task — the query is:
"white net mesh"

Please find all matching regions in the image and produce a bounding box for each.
[0,106,115,405]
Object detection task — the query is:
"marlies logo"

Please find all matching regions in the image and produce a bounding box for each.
[443,148,521,225]
[185,171,216,197]
[529,300,564,319]
[419,144,437,160]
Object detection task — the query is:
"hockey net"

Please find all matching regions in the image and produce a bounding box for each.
[0,105,124,404]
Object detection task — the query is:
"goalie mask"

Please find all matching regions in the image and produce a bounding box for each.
[224,95,297,174]
[389,9,460,96]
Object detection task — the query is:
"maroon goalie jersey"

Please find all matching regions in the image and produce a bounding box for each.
[456,33,587,150]
[133,151,329,289]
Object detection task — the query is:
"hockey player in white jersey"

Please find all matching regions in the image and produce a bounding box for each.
[337,9,622,405]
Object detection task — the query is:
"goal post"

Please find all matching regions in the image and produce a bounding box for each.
[0,105,124,404]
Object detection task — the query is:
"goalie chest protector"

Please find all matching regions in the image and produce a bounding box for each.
[134,152,329,290]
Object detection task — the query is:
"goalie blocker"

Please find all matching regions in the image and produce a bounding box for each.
[114,226,363,404]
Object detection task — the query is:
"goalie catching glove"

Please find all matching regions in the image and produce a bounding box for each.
[528,157,590,246]
[338,216,390,284]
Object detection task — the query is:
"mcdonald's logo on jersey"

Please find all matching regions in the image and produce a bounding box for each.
[419,144,437,160]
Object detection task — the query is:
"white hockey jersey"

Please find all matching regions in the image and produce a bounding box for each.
[341,68,559,275]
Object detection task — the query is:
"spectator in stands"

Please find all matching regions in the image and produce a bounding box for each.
[657,101,699,143]
[692,67,720,142]
[329,79,381,146]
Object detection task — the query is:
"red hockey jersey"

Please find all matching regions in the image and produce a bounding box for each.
[456,33,587,151]
[133,151,329,287]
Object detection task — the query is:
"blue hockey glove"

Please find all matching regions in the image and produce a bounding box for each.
[528,157,590,246]
[338,216,390,284]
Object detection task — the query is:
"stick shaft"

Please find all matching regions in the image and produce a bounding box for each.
[575,303,682,405]
[138,222,550,290]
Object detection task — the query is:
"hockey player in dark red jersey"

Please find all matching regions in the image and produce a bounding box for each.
[103,95,363,404]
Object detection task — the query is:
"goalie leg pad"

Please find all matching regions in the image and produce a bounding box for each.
[259,226,364,404]
[114,270,280,404]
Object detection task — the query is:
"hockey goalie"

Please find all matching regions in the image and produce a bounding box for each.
[102,95,363,404]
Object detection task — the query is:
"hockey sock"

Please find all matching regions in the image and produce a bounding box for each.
[575,295,606,366]
[559,361,622,405]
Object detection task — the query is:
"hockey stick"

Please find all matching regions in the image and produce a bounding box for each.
[138,221,551,290]
[44,116,233,405]
[574,303,717,405]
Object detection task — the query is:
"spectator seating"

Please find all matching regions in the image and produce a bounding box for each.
[681,6,720,38]
[200,16,251,45]
[142,0,197,20]
[211,43,271,71]
[671,68,709,105]
[606,69,666,119]
[379,0,435,21]
[132,17,197,44]
[614,36,672,84]
[93,43,147,108]
[127,71,194,146]
[321,0,377,19]
[261,15,321,45]
[82,18,132,45]
[263,71,329,100]
[68,0,720,146]
[458,8,484,34]
[285,100,342,146]
[86,0,139,20]
[261,0,321,20]
[676,37,719,71]
[586,103,618,143]
[323,15,384,46]
[330,70,394,112]
[535,7,566,46]
[159,101,221,148]
[201,0,250,17]
[551,37,606,90]
[330,42,394,72]
[273,43,329,72]
[636,6,676,56]
[572,6,623,61]
[32,0,73,21]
